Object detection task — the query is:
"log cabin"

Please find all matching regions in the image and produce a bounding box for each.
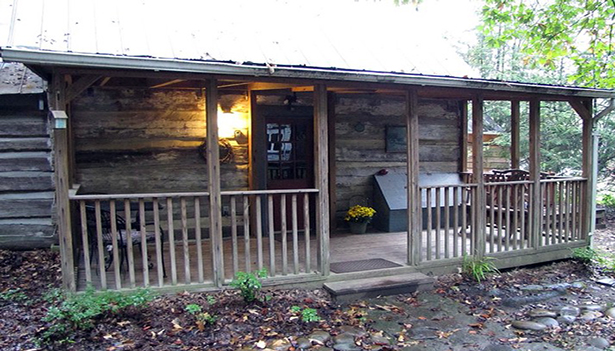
[1,1,614,293]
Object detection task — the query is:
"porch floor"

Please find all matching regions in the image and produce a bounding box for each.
[76,227,535,291]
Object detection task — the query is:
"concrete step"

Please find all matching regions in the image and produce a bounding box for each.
[324,272,435,302]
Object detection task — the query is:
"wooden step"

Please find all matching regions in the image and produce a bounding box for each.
[324,272,435,302]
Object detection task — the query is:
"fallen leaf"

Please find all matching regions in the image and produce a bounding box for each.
[255,340,267,349]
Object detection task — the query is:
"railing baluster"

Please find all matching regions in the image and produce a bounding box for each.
[435,187,441,259]
[564,182,570,243]
[511,184,519,250]
[426,188,432,261]
[195,197,204,284]
[139,200,149,287]
[230,196,238,277]
[166,198,177,285]
[256,195,263,271]
[79,201,92,285]
[571,181,578,241]
[292,194,299,274]
[152,198,163,287]
[453,187,459,258]
[304,193,311,273]
[558,182,564,244]
[243,195,251,272]
[520,184,527,249]
[281,194,288,275]
[181,197,191,284]
[504,185,511,251]
[460,187,467,256]
[489,184,495,253]
[109,201,121,290]
[94,201,106,289]
[268,195,276,276]
[496,185,503,252]
[444,187,450,259]
[123,199,135,288]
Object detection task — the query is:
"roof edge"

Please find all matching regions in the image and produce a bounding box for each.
[2,48,614,99]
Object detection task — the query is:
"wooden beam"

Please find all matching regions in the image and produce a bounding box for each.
[65,74,101,103]
[205,79,225,286]
[99,77,111,86]
[327,92,337,231]
[529,98,541,249]
[314,84,330,276]
[511,100,521,169]
[460,101,469,173]
[50,71,75,291]
[581,100,595,241]
[595,98,615,122]
[472,95,486,257]
[150,79,186,89]
[406,89,420,265]
[569,99,592,120]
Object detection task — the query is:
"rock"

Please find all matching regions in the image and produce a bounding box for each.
[370,333,391,346]
[596,278,615,287]
[571,281,587,289]
[332,333,355,345]
[308,331,332,345]
[579,304,604,311]
[511,320,547,331]
[338,326,366,337]
[559,305,581,317]
[557,315,577,324]
[332,344,361,351]
[605,307,615,318]
[295,337,312,349]
[579,311,603,322]
[528,308,557,318]
[533,317,559,328]
[482,344,514,351]
[519,285,545,291]
[268,338,292,351]
[407,326,438,340]
[588,336,611,349]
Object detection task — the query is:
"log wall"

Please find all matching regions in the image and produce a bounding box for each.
[334,94,461,223]
[0,94,56,249]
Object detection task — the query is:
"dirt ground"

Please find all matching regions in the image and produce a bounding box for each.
[1,223,615,351]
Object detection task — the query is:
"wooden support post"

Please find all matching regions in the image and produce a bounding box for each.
[529,99,541,249]
[581,100,595,243]
[472,95,486,257]
[460,101,469,173]
[511,100,520,169]
[406,89,420,265]
[50,72,75,291]
[206,79,225,286]
[327,92,337,231]
[314,84,330,276]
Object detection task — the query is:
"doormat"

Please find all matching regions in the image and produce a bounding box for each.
[330,258,402,273]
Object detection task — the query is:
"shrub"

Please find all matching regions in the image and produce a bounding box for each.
[462,255,499,283]
[301,308,320,322]
[230,269,267,303]
[571,247,598,263]
[185,303,216,330]
[40,287,154,344]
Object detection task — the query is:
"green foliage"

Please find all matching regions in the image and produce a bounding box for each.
[598,193,615,208]
[300,308,321,322]
[290,305,302,313]
[0,288,29,303]
[185,303,202,315]
[462,255,500,283]
[206,295,217,305]
[229,269,268,303]
[572,246,615,272]
[185,303,216,329]
[40,287,154,344]
[571,247,599,263]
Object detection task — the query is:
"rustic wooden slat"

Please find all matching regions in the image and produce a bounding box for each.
[281,194,288,275]
[230,196,238,276]
[79,201,92,284]
[504,186,511,251]
[520,185,527,249]
[461,187,467,256]
[292,194,299,274]
[268,195,276,276]
[304,193,311,273]
[545,183,552,245]
[195,197,204,283]
[167,198,177,285]
[488,185,495,253]
[558,182,564,244]
[139,200,150,287]
[497,186,503,252]
[243,195,251,272]
[564,182,570,243]
[512,184,519,250]
[426,188,432,261]
[123,199,135,288]
[94,201,106,289]
[109,201,122,290]
[152,199,163,287]
[256,196,263,271]
[551,183,557,245]
[571,182,578,241]
[434,187,441,259]
[444,187,450,259]
[453,187,459,258]
[181,198,191,284]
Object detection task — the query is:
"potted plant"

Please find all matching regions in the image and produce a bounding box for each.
[344,205,376,234]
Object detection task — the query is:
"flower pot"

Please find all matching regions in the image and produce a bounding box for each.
[349,221,368,234]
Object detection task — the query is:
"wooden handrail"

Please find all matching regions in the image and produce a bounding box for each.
[70,188,320,201]
[419,183,478,189]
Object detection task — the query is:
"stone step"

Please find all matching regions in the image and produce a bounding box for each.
[324,272,435,302]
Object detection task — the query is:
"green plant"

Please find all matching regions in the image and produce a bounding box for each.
[598,193,615,208]
[206,295,217,305]
[572,247,598,263]
[344,205,376,223]
[230,269,267,303]
[185,303,202,314]
[462,255,500,283]
[0,288,29,303]
[290,305,302,313]
[185,303,216,330]
[300,308,320,322]
[39,287,154,344]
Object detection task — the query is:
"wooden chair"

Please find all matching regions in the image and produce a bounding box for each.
[84,205,166,276]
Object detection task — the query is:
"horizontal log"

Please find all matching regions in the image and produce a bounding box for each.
[0,198,53,219]
[0,172,54,192]
[0,117,48,137]
[0,137,50,151]
[0,218,55,249]
[0,152,51,172]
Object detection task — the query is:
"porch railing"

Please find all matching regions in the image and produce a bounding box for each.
[418,176,586,263]
[69,189,319,291]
